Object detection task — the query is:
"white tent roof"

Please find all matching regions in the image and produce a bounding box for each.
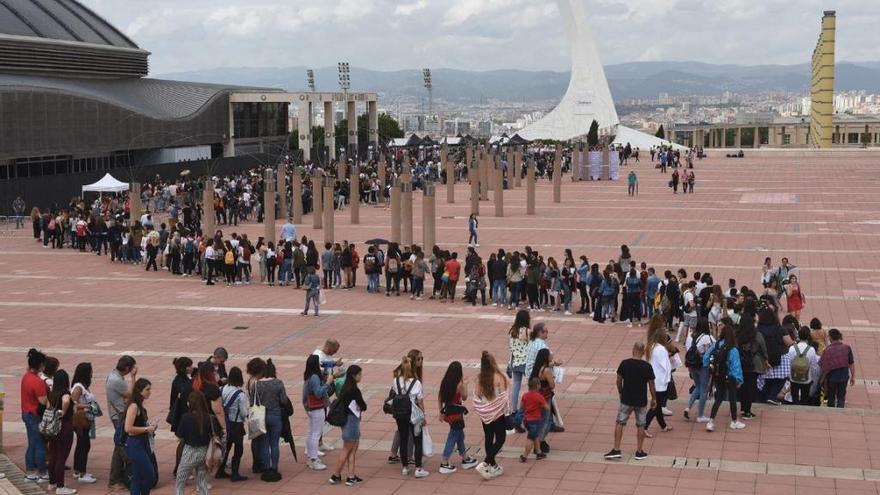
[82,173,129,193]
[612,125,688,151]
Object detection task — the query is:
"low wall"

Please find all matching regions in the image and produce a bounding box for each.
[704,147,880,158]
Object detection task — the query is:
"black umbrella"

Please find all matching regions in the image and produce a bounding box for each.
[364,238,390,245]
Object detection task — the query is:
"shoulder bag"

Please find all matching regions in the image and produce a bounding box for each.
[247,383,267,440]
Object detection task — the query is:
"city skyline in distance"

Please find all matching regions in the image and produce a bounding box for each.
[82,0,880,76]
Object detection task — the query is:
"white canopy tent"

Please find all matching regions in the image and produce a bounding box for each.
[612,125,688,151]
[81,173,130,194]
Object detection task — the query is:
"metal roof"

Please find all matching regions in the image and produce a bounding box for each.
[0,73,284,120]
[0,0,137,48]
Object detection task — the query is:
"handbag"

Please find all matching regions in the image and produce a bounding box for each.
[73,404,90,432]
[206,415,225,470]
[247,384,267,440]
[422,426,434,457]
[39,406,62,437]
[667,377,678,401]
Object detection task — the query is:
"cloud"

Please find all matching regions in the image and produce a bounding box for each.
[77,0,880,76]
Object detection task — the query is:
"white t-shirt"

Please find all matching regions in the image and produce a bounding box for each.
[205,246,215,259]
[683,291,697,316]
[685,333,715,356]
[391,378,423,401]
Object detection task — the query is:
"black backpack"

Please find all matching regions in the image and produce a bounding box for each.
[385,378,416,420]
[684,336,703,369]
[739,341,756,373]
[326,398,348,427]
[708,344,730,383]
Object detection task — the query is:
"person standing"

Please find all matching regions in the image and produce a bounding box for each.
[507,311,531,414]
[703,320,744,431]
[468,214,479,247]
[13,196,25,228]
[124,378,158,495]
[788,326,819,405]
[442,253,461,303]
[47,369,77,494]
[174,391,212,495]
[605,341,656,461]
[390,356,429,479]
[819,328,855,408]
[473,351,509,480]
[302,355,336,471]
[627,171,638,196]
[302,267,321,316]
[643,318,673,435]
[106,356,137,491]
[437,362,479,474]
[218,367,249,482]
[71,363,98,485]
[519,377,550,463]
[328,365,368,486]
[21,349,49,483]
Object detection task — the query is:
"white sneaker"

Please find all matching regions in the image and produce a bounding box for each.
[492,303,498,307]
[78,473,97,484]
[439,464,457,474]
[730,421,746,430]
[490,464,504,478]
[414,468,430,478]
[308,459,327,471]
[564,311,572,316]
[695,416,710,423]
[319,444,335,452]
[478,464,494,480]
[662,407,673,416]
[705,420,715,432]
[401,467,409,477]
[56,488,78,495]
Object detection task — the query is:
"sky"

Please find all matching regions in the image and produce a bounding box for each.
[81,0,880,76]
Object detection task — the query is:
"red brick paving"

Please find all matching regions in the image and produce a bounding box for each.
[2,155,880,494]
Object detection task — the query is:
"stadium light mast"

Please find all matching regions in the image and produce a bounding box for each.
[337,62,351,94]
[306,69,315,92]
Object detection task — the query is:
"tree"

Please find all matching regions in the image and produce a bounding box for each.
[655,124,666,139]
[586,120,599,147]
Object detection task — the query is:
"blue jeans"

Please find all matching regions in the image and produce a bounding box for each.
[601,294,615,319]
[562,285,572,311]
[510,281,522,306]
[279,259,292,284]
[442,426,465,461]
[367,273,379,293]
[125,435,154,495]
[646,293,656,318]
[468,230,477,245]
[259,413,282,471]
[509,367,525,411]
[539,407,552,439]
[492,280,506,305]
[688,367,709,416]
[304,291,320,315]
[22,412,46,472]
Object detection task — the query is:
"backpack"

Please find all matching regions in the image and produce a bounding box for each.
[364,257,376,274]
[385,378,416,420]
[326,398,349,427]
[242,245,252,262]
[184,239,195,255]
[684,335,703,369]
[739,341,757,373]
[224,250,234,265]
[708,344,730,383]
[39,405,62,437]
[790,344,811,383]
[387,257,400,273]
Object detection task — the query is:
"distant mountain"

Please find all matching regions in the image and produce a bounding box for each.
[158,61,880,102]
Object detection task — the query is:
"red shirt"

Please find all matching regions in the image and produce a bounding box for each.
[21,370,48,415]
[445,259,461,282]
[521,390,547,422]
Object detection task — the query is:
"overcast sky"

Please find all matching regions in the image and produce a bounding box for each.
[82,0,879,75]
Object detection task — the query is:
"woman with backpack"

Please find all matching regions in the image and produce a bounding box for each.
[736,308,767,419]
[71,363,97,485]
[683,319,715,423]
[46,369,77,494]
[265,242,277,287]
[217,367,249,481]
[437,361,479,474]
[222,240,235,286]
[328,365,367,486]
[702,318,744,431]
[788,326,819,405]
[389,355,429,478]
[467,256,487,306]
[303,355,337,471]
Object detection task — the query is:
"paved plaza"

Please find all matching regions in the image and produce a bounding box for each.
[3,154,880,495]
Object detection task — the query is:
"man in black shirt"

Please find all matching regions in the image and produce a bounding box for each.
[606,341,656,461]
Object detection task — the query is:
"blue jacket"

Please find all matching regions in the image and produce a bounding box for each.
[702,339,743,385]
[599,278,618,296]
[646,274,661,298]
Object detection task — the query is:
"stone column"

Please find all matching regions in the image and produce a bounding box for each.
[487,148,495,192]
[754,126,760,147]
[323,100,335,162]
[493,153,504,217]
[390,177,401,243]
[367,100,378,151]
[469,155,480,215]
[201,178,214,237]
[734,128,742,148]
[263,169,276,245]
[336,160,346,183]
[515,147,523,188]
[602,146,610,181]
[346,100,358,158]
[323,176,334,244]
[401,171,413,247]
[378,154,387,206]
[129,182,142,224]
[291,168,303,224]
[479,147,489,201]
[526,156,536,215]
[312,169,323,229]
[223,101,235,157]
[297,99,312,162]
[443,144,454,203]
[506,150,515,190]
[276,162,287,219]
[552,144,562,203]
[350,164,360,224]
[422,181,436,251]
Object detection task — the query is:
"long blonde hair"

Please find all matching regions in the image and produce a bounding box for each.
[397,356,415,381]
[644,315,666,359]
[478,351,502,400]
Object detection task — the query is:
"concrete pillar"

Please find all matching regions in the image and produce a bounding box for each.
[526,156,536,215]
[312,169,323,229]
[469,155,480,215]
[479,147,489,201]
[493,153,504,217]
[378,154,387,205]
[735,128,742,148]
[298,99,312,162]
[367,100,378,151]
[224,101,235,157]
[323,176,334,245]
[346,100,358,158]
[323,100,335,162]
[552,144,562,203]
[291,168,303,224]
[710,129,715,148]
[336,161,346,183]
[263,169,276,246]
[515,147,523,188]
[401,176,413,248]
[601,146,609,181]
[350,164,360,224]
[129,182,142,223]
[423,182,436,251]
[276,162,287,219]
[201,178,214,237]
[487,148,495,192]
[443,144,454,203]
[390,177,401,243]
[754,127,760,147]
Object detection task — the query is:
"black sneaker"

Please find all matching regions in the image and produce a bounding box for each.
[742,412,756,420]
[388,455,400,464]
[634,450,648,460]
[353,476,364,483]
[604,449,622,460]
[329,474,342,485]
[345,476,357,486]
[540,441,550,453]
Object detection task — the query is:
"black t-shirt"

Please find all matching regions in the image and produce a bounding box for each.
[617,358,655,407]
[175,412,211,446]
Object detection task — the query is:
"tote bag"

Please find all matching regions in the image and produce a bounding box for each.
[247,384,267,440]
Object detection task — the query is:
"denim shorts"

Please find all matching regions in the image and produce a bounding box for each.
[524,420,542,440]
[616,403,648,427]
[341,414,361,442]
